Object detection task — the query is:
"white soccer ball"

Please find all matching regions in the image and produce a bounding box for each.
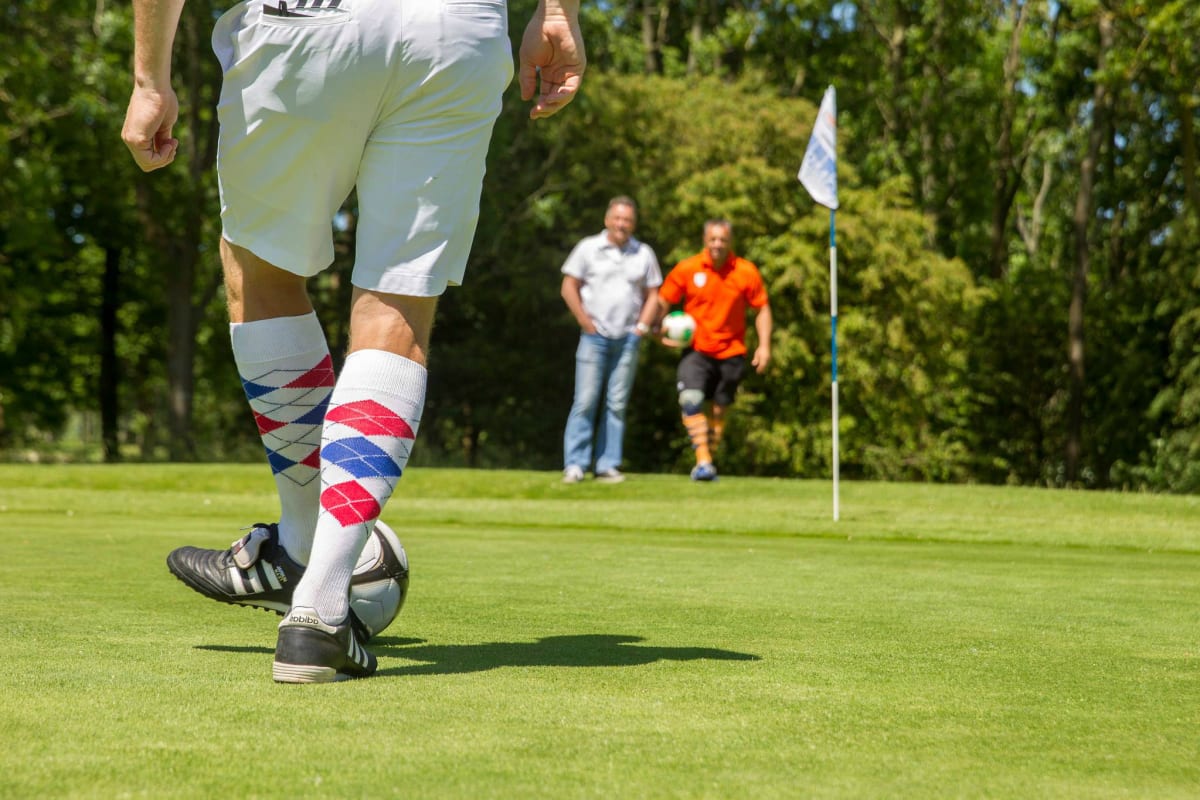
[662,310,697,346]
[349,520,409,640]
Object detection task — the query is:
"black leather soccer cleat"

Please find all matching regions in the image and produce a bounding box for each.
[167,523,304,615]
[273,606,377,683]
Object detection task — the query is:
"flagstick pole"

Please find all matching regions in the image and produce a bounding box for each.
[798,84,839,520]
[830,209,839,522]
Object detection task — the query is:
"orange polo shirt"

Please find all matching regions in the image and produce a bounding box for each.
[659,251,768,359]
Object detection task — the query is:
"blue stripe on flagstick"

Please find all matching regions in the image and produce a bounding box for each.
[830,209,837,384]
[831,316,838,383]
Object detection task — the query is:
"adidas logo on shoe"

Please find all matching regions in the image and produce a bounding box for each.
[286,610,324,628]
[167,523,304,616]
[273,606,377,683]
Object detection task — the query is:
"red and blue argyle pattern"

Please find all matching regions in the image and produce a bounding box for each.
[319,398,418,527]
[241,355,335,486]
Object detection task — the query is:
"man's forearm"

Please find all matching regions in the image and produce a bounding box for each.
[561,277,592,329]
[755,304,773,346]
[132,0,187,87]
[652,295,670,325]
[636,289,659,328]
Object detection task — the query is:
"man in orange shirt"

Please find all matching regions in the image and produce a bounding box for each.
[657,219,772,481]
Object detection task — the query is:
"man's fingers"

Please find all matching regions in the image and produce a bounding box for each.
[519,9,585,120]
[530,74,582,119]
[122,87,180,171]
[126,136,179,172]
[543,77,580,103]
[150,139,179,170]
[518,62,538,102]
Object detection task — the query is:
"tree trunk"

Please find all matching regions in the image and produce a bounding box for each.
[100,246,121,462]
[166,250,199,460]
[1066,11,1112,484]
[1016,157,1052,257]
[158,2,221,461]
[917,1,944,239]
[989,0,1031,278]
[859,5,908,172]
[687,3,703,76]
[641,0,658,74]
[460,405,479,468]
[655,0,670,70]
[1178,90,1200,223]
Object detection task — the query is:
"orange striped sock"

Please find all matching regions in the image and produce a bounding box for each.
[710,418,725,454]
[682,413,712,464]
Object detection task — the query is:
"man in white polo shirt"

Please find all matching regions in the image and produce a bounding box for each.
[560,197,662,484]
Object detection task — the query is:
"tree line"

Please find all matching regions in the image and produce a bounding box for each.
[1,1,1197,490]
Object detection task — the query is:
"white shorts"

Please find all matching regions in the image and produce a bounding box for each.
[212,0,513,296]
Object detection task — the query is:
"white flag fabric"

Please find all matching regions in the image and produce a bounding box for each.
[798,86,838,209]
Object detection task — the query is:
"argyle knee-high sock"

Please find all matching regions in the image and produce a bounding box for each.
[292,349,426,624]
[232,312,334,563]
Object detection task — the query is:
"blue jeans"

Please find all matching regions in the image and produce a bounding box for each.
[564,332,642,473]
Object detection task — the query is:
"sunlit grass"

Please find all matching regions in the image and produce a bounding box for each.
[0,465,1197,798]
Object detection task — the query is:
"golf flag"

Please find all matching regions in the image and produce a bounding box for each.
[798,86,838,209]
[799,86,840,521]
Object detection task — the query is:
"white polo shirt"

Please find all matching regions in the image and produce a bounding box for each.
[562,232,663,338]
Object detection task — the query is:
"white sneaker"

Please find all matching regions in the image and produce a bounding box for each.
[595,469,626,484]
[562,465,585,484]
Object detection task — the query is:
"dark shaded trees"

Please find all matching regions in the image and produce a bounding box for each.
[3,0,1199,491]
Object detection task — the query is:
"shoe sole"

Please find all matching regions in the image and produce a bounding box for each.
[167,555,380,646]
[272,662,357,683]
[166,555,291,615]
[274,622,376,683]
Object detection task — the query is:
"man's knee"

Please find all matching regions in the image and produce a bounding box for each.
[349,289,438,364]
[570,376,602,415]
[220,238,309,323]
[678,388,705,416]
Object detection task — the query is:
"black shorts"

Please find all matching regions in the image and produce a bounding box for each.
[676,349,747,406]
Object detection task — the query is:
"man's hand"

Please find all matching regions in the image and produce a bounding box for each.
[518,0,585,120]
[752,344,771,374]
[122,85,180,172]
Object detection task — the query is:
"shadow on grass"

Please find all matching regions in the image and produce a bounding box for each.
[192,635,759,677]
[375,634,760,676]
[195,636,425,655]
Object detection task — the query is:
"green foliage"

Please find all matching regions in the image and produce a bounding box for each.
[1,3,137,445]
[2,0,1199,491]
[1114,227,1200,492]
[0,0,237,459]
[423,73,977,479]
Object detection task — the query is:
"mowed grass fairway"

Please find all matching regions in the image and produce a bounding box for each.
[1,465,1197,798]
